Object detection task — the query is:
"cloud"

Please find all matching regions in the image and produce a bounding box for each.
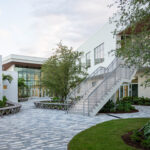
[20,0,116,58]
[0,0,117,58]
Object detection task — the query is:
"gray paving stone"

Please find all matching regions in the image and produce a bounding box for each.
[0,99,150,150]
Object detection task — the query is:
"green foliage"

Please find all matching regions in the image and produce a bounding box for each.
[100,100,115,113]
[0,96,8,107]
[51,97,63,103]
[2,74,13,83]
[100,100,136,113]
[42,42,87,100]
[18,78,27,88]
[52,97,60,101]
[110,0,150,87]
[143,121,150,138]
[131,120,150,148]
[131,130,142,142]
[122,96,150,105]
[142,138,150,148]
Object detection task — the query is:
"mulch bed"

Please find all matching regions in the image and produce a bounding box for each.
[122,131,149,150]
[99,109,139,114]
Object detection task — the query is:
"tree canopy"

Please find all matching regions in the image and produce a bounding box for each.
[42,42,87,100]
[111,0,150,86]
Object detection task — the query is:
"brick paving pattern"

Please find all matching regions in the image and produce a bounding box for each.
[0,99,149,150]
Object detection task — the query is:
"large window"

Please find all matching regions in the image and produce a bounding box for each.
[94,43,104,65]
[86,52,91,68]
[15,66,41,97]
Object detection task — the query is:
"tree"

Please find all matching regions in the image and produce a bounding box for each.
[42,42,87,101]
[18,78,28,98]
[18,78,26,88]
[110,0,150,86]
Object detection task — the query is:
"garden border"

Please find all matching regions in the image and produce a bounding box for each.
[34,101,70,110]
[0,101,21,116]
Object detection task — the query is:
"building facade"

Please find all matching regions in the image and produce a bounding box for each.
[2,54,48,98]
[77,22,150,99]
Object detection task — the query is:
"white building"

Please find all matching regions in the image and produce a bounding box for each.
[68,22,150,116]
[77,23,116,74]
[2,54,48,98]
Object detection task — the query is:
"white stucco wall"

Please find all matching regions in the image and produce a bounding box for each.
[0,55,2,100]
[77,22,116,74]
[137,72,150,98]
[3,71,18,102]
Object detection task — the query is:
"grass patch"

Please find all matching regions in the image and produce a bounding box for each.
[68,118,150,150]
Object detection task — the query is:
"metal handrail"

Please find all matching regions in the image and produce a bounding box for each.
[87,61,120,99]
[66,66,106,100]
[67,58,119,112]
[67,56,136,115]
[86,64,135,114]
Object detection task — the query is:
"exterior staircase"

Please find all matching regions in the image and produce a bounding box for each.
[66,58,137,116]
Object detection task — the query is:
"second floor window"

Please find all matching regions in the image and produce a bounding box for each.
[86,52,91,68]
[94,43,104,65]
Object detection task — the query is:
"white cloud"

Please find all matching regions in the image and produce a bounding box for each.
[0,0,117,57]
[25,0,117,57]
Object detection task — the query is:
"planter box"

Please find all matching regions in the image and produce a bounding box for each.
[0,101,21,116]
[34,101,71,110]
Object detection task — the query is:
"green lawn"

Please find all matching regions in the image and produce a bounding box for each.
[68,118,150,150]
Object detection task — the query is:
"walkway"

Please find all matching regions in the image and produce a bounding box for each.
[0,99,150,150]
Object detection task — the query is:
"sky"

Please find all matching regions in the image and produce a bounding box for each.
[0,0,117,58]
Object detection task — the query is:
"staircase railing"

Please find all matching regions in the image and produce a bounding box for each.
[66,64,106,111]
[86,61,135,115]
[66,57,136,115]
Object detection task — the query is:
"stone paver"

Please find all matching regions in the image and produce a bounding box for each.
[0,99,150,150]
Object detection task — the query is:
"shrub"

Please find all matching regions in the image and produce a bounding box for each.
[142,138,150,148]
[131,120,150,149]
[52,97,60,101]
[0,96,8,107]
[143,121,150,138]
[122,96,150,106]
[131,130,142,142]
[100,100,115,113]
[100,100,136,113]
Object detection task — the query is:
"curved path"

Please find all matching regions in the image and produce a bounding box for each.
[0,99,150,150]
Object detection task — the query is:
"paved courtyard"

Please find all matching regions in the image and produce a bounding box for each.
[0,99,150,150]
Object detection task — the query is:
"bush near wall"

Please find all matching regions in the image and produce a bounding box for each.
[99,100,137,113]
[122,97,150,106]
[0,96,7,108]
[126,120,150,149]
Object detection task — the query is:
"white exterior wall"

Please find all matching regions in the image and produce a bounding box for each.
[3,71,18,102]
[137,72,150,98]
[77,22,116,74]
[0,56,2,100]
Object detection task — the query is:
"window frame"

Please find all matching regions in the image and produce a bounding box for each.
[94,43,104,65]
